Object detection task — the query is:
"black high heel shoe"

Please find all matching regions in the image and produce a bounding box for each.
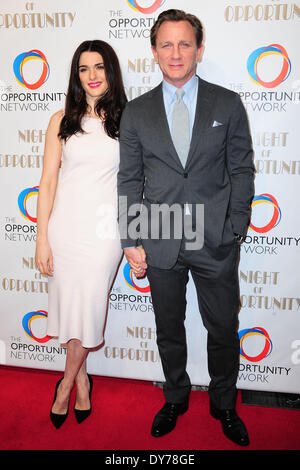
[50,378,69,429]
[74,374,93,424]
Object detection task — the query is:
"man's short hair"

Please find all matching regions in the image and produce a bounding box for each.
[150,9,203,48]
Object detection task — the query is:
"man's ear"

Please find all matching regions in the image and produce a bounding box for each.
[151,45,158,63]
[196,44,204,63]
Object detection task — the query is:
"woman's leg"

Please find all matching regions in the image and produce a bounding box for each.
[74,358,92,410]
[51,339,89,414]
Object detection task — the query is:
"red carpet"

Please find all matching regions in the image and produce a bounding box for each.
[0,365,299,451]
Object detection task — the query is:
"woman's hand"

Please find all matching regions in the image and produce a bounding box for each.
[35,239,54,276]
[124,245,147,278]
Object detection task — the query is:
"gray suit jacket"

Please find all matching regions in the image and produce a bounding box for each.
[118,77,254,269]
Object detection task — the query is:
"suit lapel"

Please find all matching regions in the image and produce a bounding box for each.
[186,77,215,169]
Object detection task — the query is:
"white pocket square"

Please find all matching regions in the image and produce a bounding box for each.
[212,120,223,127]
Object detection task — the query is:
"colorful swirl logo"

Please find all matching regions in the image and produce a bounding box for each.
[22,310,52,343]
[247,44,291,88]
[13,49,50,90]
[239,327,273,362]
[249,193,281,233]
[127,0,166,14]
[18,186,39,223]
[123,262,150,293]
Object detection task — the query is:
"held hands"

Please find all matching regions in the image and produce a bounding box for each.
[35,239,54,277]
[124,246,147,279]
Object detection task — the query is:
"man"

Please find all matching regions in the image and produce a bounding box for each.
[118,9,254,446]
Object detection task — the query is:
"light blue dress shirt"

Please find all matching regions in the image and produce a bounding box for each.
[162,74,199,141]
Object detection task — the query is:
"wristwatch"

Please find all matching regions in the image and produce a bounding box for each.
[234,233,245,244]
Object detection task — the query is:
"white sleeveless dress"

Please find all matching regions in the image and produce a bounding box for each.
[47,117,122,348]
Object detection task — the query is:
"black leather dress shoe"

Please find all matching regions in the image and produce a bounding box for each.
[210,405,249,446]
[151,401,189,437]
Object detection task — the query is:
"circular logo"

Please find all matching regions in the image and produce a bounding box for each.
[123,262,150,293]
[13,49,50,90]
[22,310,52,343]
[249,193,281,233]
[239,327,273,362]
[247,44,291,88]
[127,0,166,14]
[18,186,39,223]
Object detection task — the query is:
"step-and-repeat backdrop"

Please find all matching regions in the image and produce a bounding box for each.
[0,0,299,393]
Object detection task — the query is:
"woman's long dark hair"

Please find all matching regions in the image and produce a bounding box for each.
[59,40,127,141]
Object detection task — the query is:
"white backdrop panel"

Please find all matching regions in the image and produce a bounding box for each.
[0,0,299,393]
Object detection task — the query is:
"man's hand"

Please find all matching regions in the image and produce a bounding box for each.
[124,246,147,278]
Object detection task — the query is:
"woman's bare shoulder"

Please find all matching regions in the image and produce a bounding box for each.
[47,109,64,134]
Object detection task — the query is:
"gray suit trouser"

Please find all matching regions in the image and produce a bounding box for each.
[146,239,240,410]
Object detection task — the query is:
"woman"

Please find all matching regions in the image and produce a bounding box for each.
[35,40,127,428]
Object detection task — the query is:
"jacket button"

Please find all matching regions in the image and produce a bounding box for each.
[183,173,188,178]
